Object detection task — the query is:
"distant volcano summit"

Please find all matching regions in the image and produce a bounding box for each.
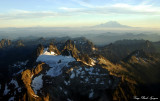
[93,21,131,28]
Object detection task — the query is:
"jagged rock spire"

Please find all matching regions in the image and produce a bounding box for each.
[48,42,61,55]
[36,44,44,57]
[62,40,79,59]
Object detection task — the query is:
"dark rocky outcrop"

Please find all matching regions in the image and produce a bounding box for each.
[98,39,156,63]
[27,44,44,67]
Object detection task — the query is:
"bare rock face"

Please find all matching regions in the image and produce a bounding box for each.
[21,63,50,101]
[0,39,12,48]
[113,81,138,101]
[48,43,61,55]
[62,40,79,59]
[36,44,44,56]
[27,44,44,66]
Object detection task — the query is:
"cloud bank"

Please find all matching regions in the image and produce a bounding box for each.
[0,3,160,20]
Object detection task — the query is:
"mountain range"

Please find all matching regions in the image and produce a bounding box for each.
[0,37,160,101]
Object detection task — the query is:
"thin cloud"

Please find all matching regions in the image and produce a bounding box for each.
[110,3,160,14]
[59,7,84,12]
[0,10,61,20]
[59,3,160,15]
[71,0,94,8]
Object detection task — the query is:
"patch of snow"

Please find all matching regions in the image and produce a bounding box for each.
[3,84,10,95]
[59,87,62,90]
[37,48,75,77]
[9,79,19,88]
[70,72,75,79]
[43,48,57,55]
[21,60,29,65]
[64,91,67,95]
[67,98,72,101]
[85,77,89,82]
[85,67,94,72]
[85,67,97,75]
[89,89,94,98]
[96,78,100,83]
[13,69,24,76]
[18,87,21,92]
[78,67,82,71]
[46,67,59,77]
[8,96,14,101]
[13,64,17,67]
[100,81,105,84]
[14,91,16,95]
[31,74,43,94]
[96,72,99,75]
[64,81,70,85]
[108,80,111,84]
[76,67,82,76]
[12,60,28,68]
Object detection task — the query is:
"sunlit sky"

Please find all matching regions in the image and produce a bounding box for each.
[0,0,160,28]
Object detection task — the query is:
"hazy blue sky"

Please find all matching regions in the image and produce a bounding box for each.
[0,0,160,28]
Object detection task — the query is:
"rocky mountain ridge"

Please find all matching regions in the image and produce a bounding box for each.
[0,38,160,101]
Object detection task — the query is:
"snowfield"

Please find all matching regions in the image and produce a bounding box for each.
[9,79,19,88]
[3,84,10,95]
[89,89,94,98]
[31,74,43,94]
[36,48,75,77]
[8,97,14,101]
